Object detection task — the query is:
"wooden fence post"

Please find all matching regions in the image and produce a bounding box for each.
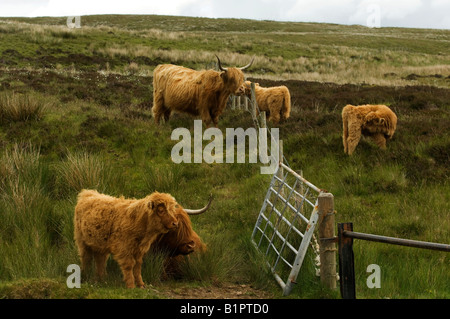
[338,222,356,299]
[318,193,336,290]
[276,140,284,196]
[259,111,267,128]
[279,139,283,166]
[250,82,257,119]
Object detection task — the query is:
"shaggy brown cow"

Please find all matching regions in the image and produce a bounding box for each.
[242,81,291,123]
[342,104,398,155]
[152,196,212,277]
[152,55,253,127]
[74,189,179,288]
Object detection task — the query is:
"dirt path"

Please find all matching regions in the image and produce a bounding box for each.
[160,283,274,299]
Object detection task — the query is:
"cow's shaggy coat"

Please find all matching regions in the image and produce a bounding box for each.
[74,190,179,288]
[342,104,398,155]
[152,205,207,277]
[243,81,291,123]
[152,57,251,127]
[155,205,206,256]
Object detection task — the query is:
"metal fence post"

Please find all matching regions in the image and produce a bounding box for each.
[338,222,356,299]
[318,193,336,290]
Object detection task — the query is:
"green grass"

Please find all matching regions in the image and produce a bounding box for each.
[0,14,449,299]
[1,15,449,87]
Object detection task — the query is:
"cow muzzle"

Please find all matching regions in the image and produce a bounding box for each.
[174,240,196,255]
[167,219,178,230]
[235,85,247,96]
[186,240,195,252]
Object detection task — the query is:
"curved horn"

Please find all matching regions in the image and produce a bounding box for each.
[215,54,227,71]
[184,194,213,215]
[239,56,255,70]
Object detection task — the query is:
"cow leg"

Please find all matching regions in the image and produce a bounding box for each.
[200,108,214,128]
[132,254,146,288]
[210,95,229,127]
[268,109,280,124]
[371,133,387,149]
[93,252,109,280]
[346,123,362,155]
[212,115,219,128]
[117,257,136,288]
[152,107,165,125]
[152,92,166,125]
[163,109,172,122]
[78,243,93,278]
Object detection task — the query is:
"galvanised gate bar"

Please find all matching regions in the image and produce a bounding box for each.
[251,162,327,296]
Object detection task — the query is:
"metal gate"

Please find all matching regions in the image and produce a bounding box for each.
[251,162,323,296]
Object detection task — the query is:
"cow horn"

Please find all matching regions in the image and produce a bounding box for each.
[215,55,227,71]
[184,194,213,215]
[239,56,255,70]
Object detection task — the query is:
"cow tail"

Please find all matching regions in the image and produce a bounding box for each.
[282,88,291,120]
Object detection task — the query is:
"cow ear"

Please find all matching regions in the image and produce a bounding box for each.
[156,203,166,216]
[147,201,154,211]
[220,71,228,81]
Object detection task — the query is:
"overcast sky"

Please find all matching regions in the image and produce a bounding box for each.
[0,0,449,29]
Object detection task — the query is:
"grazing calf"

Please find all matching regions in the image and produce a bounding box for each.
[242,81,291,123]
[74,190,179,288]
[342,104,397,155]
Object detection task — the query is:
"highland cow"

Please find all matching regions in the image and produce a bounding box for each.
[342,104,398,155]
[152,55,253,127]
[152,197,212,277]
[242,81,291,123]
[74,190,179,288]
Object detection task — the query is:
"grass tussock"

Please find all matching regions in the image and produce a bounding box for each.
[0,144,75,281]
[0,91,48,123]
[53,151,116,196]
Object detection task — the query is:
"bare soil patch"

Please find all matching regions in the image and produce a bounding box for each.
[161,283,275,299]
